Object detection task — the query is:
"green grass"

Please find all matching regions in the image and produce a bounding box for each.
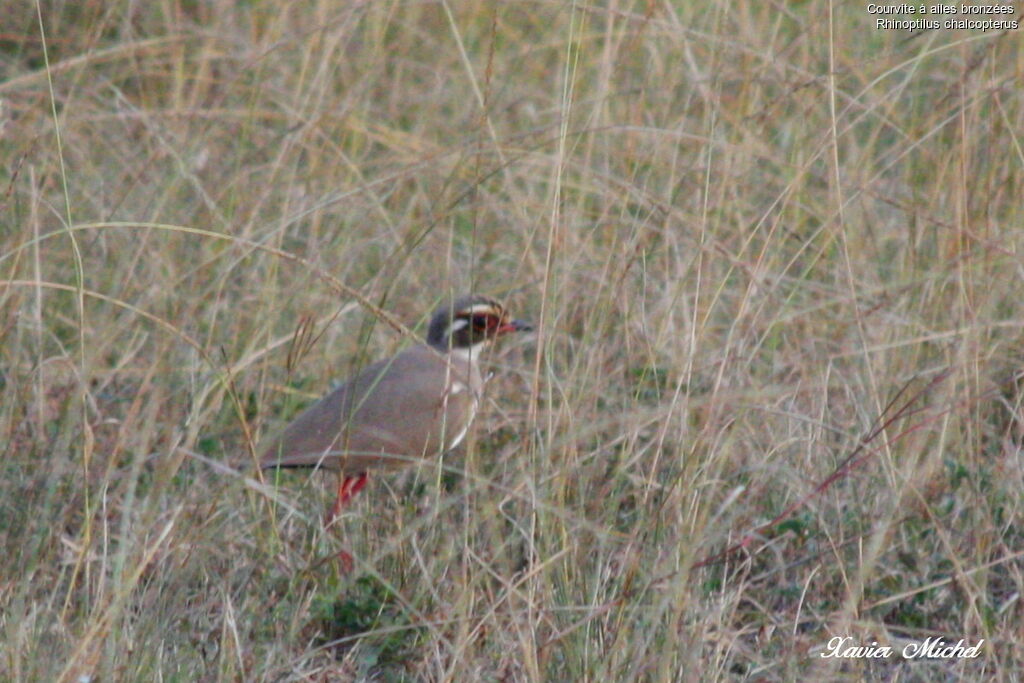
[2,1,1023,680]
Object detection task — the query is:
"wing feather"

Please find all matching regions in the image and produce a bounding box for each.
[259,345,476,474]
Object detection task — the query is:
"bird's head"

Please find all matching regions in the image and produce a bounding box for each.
[427,295,532,352]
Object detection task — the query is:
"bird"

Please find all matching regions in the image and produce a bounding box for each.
[259,294,532,521]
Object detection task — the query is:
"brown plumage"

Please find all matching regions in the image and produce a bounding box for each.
[260,294,531,518]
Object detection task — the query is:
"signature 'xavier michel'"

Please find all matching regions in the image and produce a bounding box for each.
[260,294,532,519]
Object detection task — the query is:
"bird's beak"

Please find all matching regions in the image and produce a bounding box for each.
[498,319,533,335]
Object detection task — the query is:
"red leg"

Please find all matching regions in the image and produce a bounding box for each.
[326,473,370,522]
[344,472,370,500]
[336,549,355,574]
[325,473,369,573]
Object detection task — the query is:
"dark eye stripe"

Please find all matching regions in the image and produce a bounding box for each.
[471,314,499,329]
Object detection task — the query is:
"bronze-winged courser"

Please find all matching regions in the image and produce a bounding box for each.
[260,295,532,519]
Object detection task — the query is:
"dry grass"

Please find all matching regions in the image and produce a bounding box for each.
[2,1,1023,680]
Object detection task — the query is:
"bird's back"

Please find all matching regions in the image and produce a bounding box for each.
[259,344,479,474]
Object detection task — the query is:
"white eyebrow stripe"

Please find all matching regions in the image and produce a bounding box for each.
[446,318,469,333]
[464,304,501,315]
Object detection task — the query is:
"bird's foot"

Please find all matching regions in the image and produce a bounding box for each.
[336,548,355,574]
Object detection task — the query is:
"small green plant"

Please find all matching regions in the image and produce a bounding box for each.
[312,576,424,674]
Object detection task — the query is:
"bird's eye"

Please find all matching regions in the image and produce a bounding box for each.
[472,315,489,330]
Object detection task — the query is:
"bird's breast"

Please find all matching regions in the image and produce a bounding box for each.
[441,379,478,450]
